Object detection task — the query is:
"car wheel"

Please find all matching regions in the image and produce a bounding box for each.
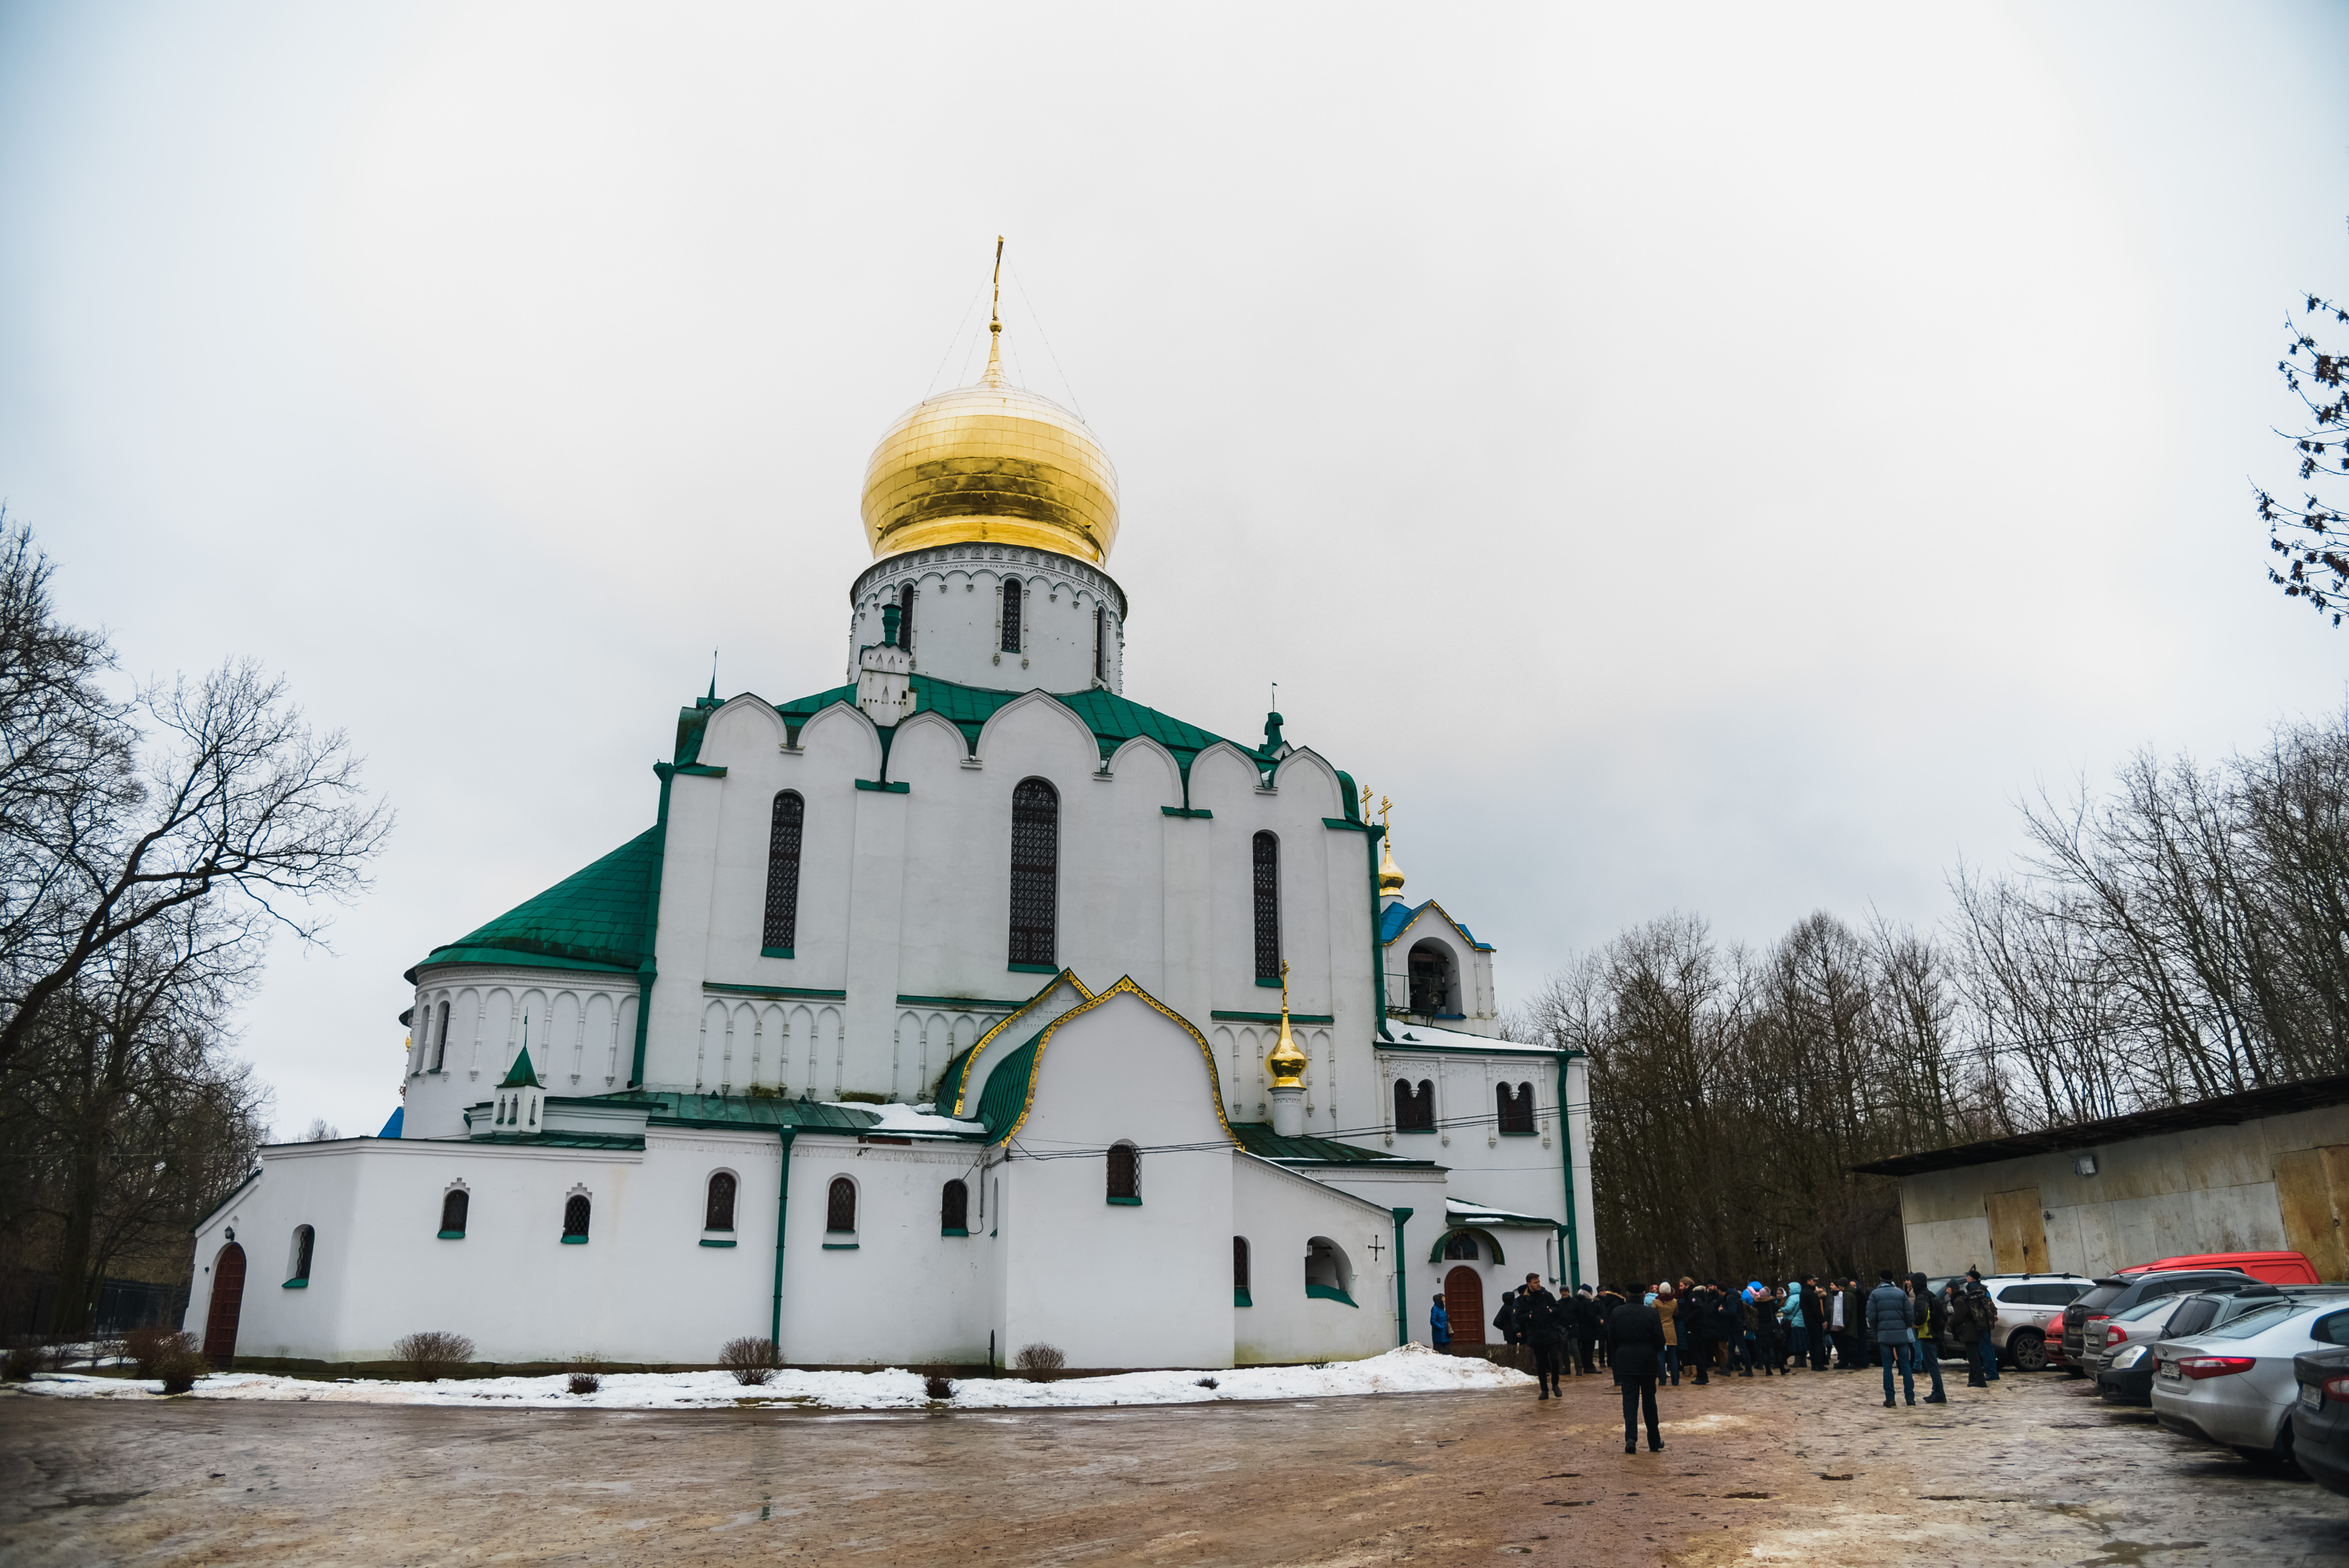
[2008,1330,2047,1372]
[2272,1419,2302,1477]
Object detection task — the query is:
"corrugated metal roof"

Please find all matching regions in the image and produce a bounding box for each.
[773,675,1263,776]
[633,1092,889,1133]
[977,1036,1043,1139]
[1229,1122,1431,1165]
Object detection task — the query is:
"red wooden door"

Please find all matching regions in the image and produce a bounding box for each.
[203,1243,246,1369]
[1444,1266,1486,1345]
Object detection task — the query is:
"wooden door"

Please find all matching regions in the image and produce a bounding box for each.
[2274,1146,2349,1280]
[1986,1188,2050,1275]
[203,1243,246,1369]
[1444,1266,1486,1345]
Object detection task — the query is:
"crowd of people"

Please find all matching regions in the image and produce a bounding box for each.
[1431,1267,2013,1454]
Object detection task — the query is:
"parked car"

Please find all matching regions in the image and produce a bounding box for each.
[2062,1269,2256,1374]
[2152,1297,2349,1469]
[2291,1347,2349,1497]
[2127,1251,2320,1285]
[1969,1274,2094,1371]
[2099,1285,2349,1404]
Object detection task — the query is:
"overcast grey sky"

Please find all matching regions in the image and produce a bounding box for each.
[2,2,2345,1139]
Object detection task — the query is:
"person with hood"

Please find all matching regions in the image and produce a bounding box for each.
[1594,1285,1627,1368]
[1801,1278,1830,1369]
[1778,1279,1808,1371]
[1494,1286,1523,1371]
[1430,1292,1451,1351]
[1866,1268,1916,1407]
[1519,1274,1565,1398]
[1572,1285,1601,1374]
[1607,1289,1668,1454]
[1684,1282,1714,1385]
[1908,1271,1948,1403]
[1952,1279,1997,1387]
[1655,1282,1681,1387]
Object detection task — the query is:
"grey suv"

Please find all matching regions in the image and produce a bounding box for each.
[2060,1269,2256,1373]
[1972,1274,2095,1371]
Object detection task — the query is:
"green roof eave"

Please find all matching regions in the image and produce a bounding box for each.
[977,1035,1045,1141]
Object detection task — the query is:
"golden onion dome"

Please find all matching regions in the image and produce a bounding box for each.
[1377,836,1406,900]
[859,331,1120,565]
[1266,961,1308,1087]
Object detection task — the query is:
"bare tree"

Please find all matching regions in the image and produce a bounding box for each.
[2257,227,2348,621]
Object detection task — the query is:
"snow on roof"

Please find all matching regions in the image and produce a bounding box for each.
[1382,1021,1558,1054]
[1446,1196,1559,1226]
[852,1101,984,1135]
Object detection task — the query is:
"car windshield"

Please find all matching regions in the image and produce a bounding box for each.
[2112,1297,2178,1323]
[2076,1283,2125,1313]
[2201,1302,2306,1340]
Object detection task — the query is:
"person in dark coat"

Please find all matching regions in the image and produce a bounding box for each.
[1594,1286,1626,1368]
[1800,1278,1829,1370]
[1684,1283,1713,1385]
[1518,1274,1565,1398]
[1572,1286,1601,1374]
[1908,1272,1948,1403]
[1953,1280,1997,1386]
[1608,1292,1668,1454]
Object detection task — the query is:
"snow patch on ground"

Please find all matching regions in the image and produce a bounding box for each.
[11,1343,1533,1411]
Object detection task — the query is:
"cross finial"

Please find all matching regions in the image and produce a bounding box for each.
[982,237,1008,388]
[1280,958,1291,1016]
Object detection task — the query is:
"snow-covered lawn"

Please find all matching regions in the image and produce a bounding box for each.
[9,1343,1531,1411]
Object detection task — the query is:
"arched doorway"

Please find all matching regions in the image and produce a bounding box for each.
[1408,941,1457,1016]
[203,1243,246,1369]
[1444,1265,1485,1347]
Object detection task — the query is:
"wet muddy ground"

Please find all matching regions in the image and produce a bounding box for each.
[4,1358,2346,1565]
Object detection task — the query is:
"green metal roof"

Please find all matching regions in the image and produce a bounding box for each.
[408,828,660,982]
[976,1035,1043,1140]
[1230,1123,1431,1165]
[632,1091,891,1133]
[497,1046,543,1089]
[469,1131,647,1151]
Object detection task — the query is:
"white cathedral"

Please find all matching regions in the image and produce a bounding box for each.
[186,305,1597,1373]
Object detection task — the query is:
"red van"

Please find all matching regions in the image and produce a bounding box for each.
[2122,1250,2320,1285]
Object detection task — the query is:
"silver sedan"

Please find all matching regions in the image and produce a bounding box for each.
[2152,1298,2349,1467]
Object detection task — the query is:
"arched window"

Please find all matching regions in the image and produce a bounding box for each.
[1093,604,1106,681]
[1009,779,1058,967]
[288,1225,315,1285]
[826,1176,857,1234]
[1394,1077,1435,1131]
[438,1189,468,1238]
[1305,1237,1353,1302]
[1252,832,1281,982]
[562,1194,591,1242]
[431,1000,449,1071]
[1408,941,1456,1016]
[763,791,804,953]
[1000,577,1023,652]
[1497,1081,1535,1134]
[898,583,916,652]
[1233,1236,1252,1306]
[941,1179,969,1235]
[1443,1230,1479,1261]
[706,1172,737,1232]
[1106,1141,1140,1204]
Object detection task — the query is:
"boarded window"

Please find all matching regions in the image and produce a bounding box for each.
[563,1194,591,1239]
[706,1172,737,1232]
[439,1189,468,1237]
[1107,1142,1140,1202]
[941,1179,969,1233]
[432,1000,449,1071]
[1001,577,1022,651]
[1394,1077,1435,1131]
[1009,779,1058,966]
[1496,1081,1535,1134]
[1252,832,1281,982]
[764,792,804,951]
[826,1177,856,1234]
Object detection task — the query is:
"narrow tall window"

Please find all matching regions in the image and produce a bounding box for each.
[1093,604,1106,681]
[431,1000,449,1071]
[706,1172,737,1232]
[1497,1082,1535,1134]
[826,1177,857,1233]
[941,1180,969,1234]
[439,1189,468,1238]
[898,583,916,651]
[290,1225,314,1283]
[1252,832,1281,982]
[764,791,804,952]
[1395,1078,1435,1131]
[1233,1236,1251,1304]
[563,1194,591,1240]
[1000,577,1023,652]
[1009,778,1059,966]
[1107,1141,1140,1203]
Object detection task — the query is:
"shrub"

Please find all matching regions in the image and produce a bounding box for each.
[155,1347,208,1395]
[1013,1343,1065,1381]
[125,1328,199,1379]
[391,1331,476,1382]
[567,1357,604,1396]
[924,1375,953,1400]
[2,1342,35,1381]
[1195,1376,1218,1390]
[718,1336,780,1386]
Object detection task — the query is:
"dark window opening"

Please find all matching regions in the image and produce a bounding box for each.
[563,1195,591,1240]
[898,583,916,651]
[826,1176,857,1233]
[1443,1231,1479,1261]
[291,1226,314,1282]
[1001,577,1023,652]
[764,791,804,951]
[941,1180,969,1233]
[1408,941,1456,1016]
[706,1172,737,1232]
[439,1189,468,1237]
[1107,1142,1140,1202]
[431,1000,449,1071]
[1233,1236,1251,1296]
[1093,604,1106,681]
[1394,1077,1435,1131]
[1009,778,1059,966]
[1497,1081,1535,1134]
[1252,831,1281,982]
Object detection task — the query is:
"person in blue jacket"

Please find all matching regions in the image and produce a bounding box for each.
[1431,1294,1451,1349]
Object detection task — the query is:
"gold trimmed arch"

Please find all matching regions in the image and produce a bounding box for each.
[991,975,1240,1149]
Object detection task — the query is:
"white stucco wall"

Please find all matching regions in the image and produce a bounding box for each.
[1231,1155,1401,1366]
[847,545,1126,696]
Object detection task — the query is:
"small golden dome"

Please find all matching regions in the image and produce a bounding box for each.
[1266,961,1308,1088]
[859,335,1119,565]
[1377,837,1406,899]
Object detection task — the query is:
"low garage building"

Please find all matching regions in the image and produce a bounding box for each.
[1853,1074,2349,1280]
